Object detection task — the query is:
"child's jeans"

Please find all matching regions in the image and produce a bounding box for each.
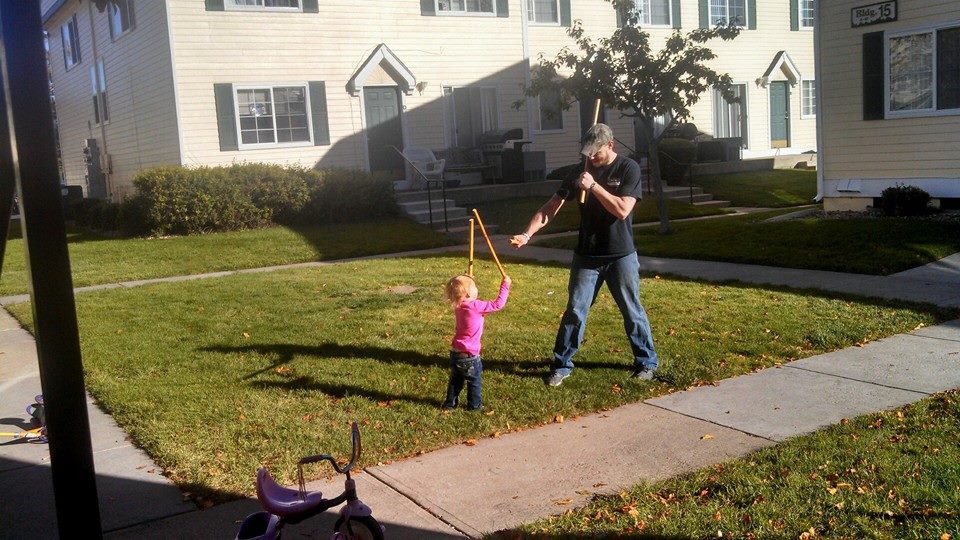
[442,351,483,410]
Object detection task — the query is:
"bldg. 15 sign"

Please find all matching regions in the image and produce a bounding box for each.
[852,1,897,28]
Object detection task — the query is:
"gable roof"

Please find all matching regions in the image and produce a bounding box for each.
[758,51,802,87]
[347,43,417,96]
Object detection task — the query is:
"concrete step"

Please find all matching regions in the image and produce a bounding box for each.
[444,222,500,241]
[398,199,458,214]
[407,206,470,224]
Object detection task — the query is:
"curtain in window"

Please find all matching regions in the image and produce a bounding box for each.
[889,33,933,111]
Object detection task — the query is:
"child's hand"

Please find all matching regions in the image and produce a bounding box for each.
[503,275,512,286]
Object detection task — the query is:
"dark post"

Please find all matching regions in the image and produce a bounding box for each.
[0,1,103,537]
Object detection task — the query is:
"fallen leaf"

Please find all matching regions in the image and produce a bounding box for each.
[553,498,573,506]
[464,439,478,446]
[701,434,715,440]
[554,415,564,423]
[242,332,250,338]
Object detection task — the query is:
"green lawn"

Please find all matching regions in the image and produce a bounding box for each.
[0,219,452,297]
[7,256,951,505]
[539,210,960,275]
[506,389,960,539]
[683,169,818,207]
[472,197,728,236]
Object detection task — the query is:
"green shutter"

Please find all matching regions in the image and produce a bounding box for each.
[862,32,885,120]
[747,0,756,29]
[672,0,681,28]
[213,83,238,151]
[308,81,330,145]
[616,4,624,28]
[302,0,318,13]
[496,0,508,17]
[421,0,435,15]
[789,0,799,30]
[205,0,224,11]
[698,0,708,28]
[560,0,571,26]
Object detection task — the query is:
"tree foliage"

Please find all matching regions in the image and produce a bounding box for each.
[518,0,740,233]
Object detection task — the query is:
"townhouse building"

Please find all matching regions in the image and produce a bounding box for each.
[42,0,815,201]
[816,0,960,211]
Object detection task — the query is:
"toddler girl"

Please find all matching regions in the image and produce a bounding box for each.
[442,274,511,410]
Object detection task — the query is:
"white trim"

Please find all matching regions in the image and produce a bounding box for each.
[233,83,315,151]
[348,44,417,97]
[224,0,303,12]
[800,78,816,119]
[758,51,801,87]
[435,0,498,17]
[707,0,748,28]
[823,177,960,199]
[884,21,960,119]
[164,0,186,166]
[798,0,814,29]
[527,0,561,25]
[813,0,823,201]
[631,0,674,28]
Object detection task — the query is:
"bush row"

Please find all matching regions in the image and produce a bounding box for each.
[72,164,398,236]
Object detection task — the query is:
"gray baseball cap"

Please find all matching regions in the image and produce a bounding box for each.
[580,123,613,156]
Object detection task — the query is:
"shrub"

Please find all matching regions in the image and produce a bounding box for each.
[880,184,931,217]
[657,138,697,184]
[133,166,270,236]
[225,163,312,224]
[295,168,398,224]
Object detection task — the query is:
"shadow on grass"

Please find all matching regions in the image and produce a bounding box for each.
[252,376,441,407]
[488,532,691,539]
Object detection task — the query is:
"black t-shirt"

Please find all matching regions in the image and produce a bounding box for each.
[557,154,643,260]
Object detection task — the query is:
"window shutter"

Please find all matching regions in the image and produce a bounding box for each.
[616,5,624,28]
[560,0,571,26]
[421,0,435,15]
[862,31,884,120]
[302,0,318,13]
[789,0,799,30]
[747,0,756,29]
[213,83,238,151]
[205,0,224,11]
[672,0,681,28]
[496,0,508,17]
[309,81,331,145]
[699,0,708,28]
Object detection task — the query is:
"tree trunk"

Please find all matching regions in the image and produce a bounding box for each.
[644,128,672,235]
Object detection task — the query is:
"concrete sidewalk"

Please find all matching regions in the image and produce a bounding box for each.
[1,243,958,538]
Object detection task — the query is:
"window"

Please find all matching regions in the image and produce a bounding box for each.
[537,87,563,131]
[887,25,960,115]
[713,84,747,147]
[443,86,499,147]
[633,0,672,26]
[90,59,108,124]
[799,0,814,29]
[438,0,495,15]
[225,0,302,10]
[235,85,311,146]
[108,0,135,40]
[61,14,81,70]
[708,0,745,27]
[801,80,816,117]
[527,0,559,24]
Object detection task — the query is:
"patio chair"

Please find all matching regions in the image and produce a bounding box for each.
[402,147,446,189]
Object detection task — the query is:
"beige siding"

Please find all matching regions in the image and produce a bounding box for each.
[45,0,180,199]
[168,0,528,174]
[820,0,960,199]
[526,0,815,167]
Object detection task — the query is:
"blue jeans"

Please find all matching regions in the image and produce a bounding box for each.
[552,253,657,375]
[443,352,483,409]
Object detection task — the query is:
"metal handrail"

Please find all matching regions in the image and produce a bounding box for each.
[388,145,449,232]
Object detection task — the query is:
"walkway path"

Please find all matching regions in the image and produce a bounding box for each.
[1,237,957,538]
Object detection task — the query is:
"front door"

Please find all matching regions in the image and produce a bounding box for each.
[769,81,790,148]
[363,86,403,174]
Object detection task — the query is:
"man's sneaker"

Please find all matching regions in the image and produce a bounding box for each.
[630,368,655,381]
[545,371,570,387]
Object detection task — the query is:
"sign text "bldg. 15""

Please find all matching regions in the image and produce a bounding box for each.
[851,1,897,28]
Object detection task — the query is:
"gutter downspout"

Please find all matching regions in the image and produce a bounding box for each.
[87,0,112,200]
[520,0,534,142]
[813,0,823,202]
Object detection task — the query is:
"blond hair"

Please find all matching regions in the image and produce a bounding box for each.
[444,275,474,307]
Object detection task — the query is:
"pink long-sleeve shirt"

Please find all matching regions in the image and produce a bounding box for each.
[450,280,511,356]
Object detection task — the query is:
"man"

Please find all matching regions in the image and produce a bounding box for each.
[510,123,658,386]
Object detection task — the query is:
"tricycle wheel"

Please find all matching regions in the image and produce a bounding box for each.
[333,515,384,540]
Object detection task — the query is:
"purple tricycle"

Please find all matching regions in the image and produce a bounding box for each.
[236,422,384,540]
